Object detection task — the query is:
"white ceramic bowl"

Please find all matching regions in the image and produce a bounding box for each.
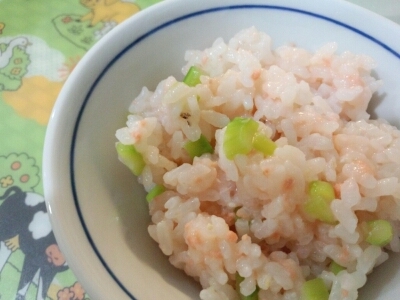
[43,0,400,299]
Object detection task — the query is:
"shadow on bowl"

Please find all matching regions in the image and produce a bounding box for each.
[114,165,202,297]
[359,252,400,299]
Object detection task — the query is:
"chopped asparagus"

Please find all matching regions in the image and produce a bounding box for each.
[223,117,259,160]
[252,132,276,156]
[329,261,345,275]
[303,181,336,224]
[146,184,165,202]
[223,117,276,160]
[308,180,335,200]
[116,142,145,176]
[300,278,329,300]
[184,134,213,158]
[365,220,393,247]
[183,66,203,87]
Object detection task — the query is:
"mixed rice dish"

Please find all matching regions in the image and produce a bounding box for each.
[115,27,400,300]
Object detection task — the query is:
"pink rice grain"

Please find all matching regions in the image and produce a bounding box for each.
[116,27,400,300]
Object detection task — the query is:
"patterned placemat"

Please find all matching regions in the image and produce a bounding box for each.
[0,1,162,299]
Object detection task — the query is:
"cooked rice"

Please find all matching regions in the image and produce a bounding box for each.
[116,27,400,300]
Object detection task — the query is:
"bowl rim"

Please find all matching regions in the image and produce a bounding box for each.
[43,0,400,299]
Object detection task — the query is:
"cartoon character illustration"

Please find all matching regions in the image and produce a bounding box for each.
[2,75,64,125]
[0,22,5,34]
[80,0,140,27]
[1,34,67,124]
[0,153,40,193]
[57,282,88,300]
[0,37,29,69]
[0,37,31,91]
[52,14,104,51]
[0,186,69,300]
[53,0,141,51]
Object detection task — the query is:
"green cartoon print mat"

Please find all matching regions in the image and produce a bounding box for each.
[0,0,162,299]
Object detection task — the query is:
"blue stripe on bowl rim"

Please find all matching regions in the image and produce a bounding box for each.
[70,4,400,299]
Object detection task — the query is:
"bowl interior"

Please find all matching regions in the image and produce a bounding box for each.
[46,1,400,299]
